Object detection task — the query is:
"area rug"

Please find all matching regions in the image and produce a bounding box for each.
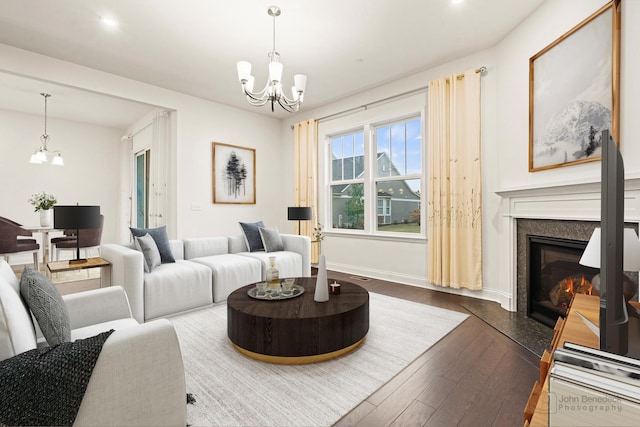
[169,292,469,427]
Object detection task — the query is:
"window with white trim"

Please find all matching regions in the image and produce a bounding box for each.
[330,131,365,230]
[329,116,423,236]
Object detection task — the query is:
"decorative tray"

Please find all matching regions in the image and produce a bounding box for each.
[247,283,305,301]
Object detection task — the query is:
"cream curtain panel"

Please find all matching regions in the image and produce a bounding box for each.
[427,69,482,290]
[149,111,170,228]
[118,136,134,243]
[293,119,319,264]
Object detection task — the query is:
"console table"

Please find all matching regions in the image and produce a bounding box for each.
[524,293,600,426]
[47,257,111,288]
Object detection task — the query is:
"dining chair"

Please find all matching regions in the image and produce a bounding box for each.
[53,215,104,261]
[0,216,40,270]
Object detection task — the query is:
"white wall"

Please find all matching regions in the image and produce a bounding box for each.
[3,0,636,309]
[0,108,122,262]
[282,0,640,309]
[496,0,639,190]
[282,47,503,304]
[492,0,640,310]
[172,96,286,239]
[0,42,286,257]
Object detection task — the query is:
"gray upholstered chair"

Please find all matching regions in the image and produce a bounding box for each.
[0,260,187,425]
[0,216,39,270]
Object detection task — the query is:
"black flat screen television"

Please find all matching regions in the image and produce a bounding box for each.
[599,129,628,356]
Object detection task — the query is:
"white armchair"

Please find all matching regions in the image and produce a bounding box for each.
[0,260,187,426]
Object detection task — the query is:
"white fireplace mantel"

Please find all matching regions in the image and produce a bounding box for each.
[496,176,640,222]
[496,177,640,312]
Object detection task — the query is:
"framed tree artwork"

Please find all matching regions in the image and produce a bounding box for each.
[212,142,256,204]
[529,0,620,172]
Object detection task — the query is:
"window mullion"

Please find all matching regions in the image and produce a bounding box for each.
[328,115,422,236]
[363,124,373,233]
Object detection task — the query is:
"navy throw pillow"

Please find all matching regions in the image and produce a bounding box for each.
[130,225,176,263]
[239,221,265,252]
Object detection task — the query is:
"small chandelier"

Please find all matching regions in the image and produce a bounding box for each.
[236,6,307,113]
[29,93,64,166]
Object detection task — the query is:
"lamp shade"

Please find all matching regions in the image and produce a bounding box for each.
[237,61,252,81]
[51,153,64,166]
[54,205,101,229]
[294,74,307,93]
[269,61,283,83]
[287,207,312,221]
[579,227,640,271]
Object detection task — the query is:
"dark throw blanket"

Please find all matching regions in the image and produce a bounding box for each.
[0,330,114,427]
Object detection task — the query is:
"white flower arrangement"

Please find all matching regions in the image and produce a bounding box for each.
[28,191,58,212]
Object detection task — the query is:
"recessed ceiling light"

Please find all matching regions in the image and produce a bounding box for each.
[100,16,119,28]
[452,0,464,4]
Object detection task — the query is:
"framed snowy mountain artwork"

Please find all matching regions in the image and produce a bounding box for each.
[212,142,256,204]
[529,0,620,172]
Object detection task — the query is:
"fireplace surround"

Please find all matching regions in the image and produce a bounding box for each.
[516,218,597,319]
[497,178,640,326]
[517,218,638,327]
[527,234,598,327]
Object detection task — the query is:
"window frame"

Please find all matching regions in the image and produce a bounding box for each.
[325,113,425,240]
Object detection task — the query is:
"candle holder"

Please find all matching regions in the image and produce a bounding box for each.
[330,282,341,295]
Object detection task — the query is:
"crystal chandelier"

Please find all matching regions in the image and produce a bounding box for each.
[29,93,64,166]
[236,6,307,113]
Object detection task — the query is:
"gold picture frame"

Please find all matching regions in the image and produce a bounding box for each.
[212,142,256,204]
[529,0,620,172]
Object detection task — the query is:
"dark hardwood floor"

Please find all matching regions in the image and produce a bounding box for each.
[327,271,540,427]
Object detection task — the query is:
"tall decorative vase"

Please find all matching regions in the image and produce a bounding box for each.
[39,209,53,227]
[314,255,329,302]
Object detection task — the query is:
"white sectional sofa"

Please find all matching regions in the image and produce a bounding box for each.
[0,260,187,426]
[100,234,310,323]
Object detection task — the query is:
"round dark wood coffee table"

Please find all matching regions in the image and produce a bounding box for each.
[227,277,369,364]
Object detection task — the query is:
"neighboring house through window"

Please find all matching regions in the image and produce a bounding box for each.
[328,116,423,237]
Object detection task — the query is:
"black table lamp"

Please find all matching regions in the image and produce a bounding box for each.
[54,205,101,264]
[287,206,312,234]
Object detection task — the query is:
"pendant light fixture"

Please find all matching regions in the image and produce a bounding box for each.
[30,93,64,166]
[236,6,307,113]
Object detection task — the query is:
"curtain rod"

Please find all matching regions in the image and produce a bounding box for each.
[315,65,486,123]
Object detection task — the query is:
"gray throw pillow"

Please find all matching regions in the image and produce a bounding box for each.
[130,225,175,263]
[134,233,162,273]
[239,221,265,252]
[259,227,284,252]
[19,267,70,347]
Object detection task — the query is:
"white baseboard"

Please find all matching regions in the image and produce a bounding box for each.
[327,261,514,311]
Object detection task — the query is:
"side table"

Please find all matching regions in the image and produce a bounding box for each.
[47,257,112,288]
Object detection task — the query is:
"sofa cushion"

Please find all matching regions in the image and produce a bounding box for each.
[144,260,212,321]
[184,237,229,259]
[239,221,265,252]
[238,251,303,281]
[71,318,138,342]
[169,240,185,261]
[19,267,70,347]
[130,226,176,263]
[228,235,249,254]
[0,261,20,294]
[0,270,37,361]
[259,227,284,252]
[189,254,262,302]
[134,233,161,273]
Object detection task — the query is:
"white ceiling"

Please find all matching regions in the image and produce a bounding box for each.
[0,0,545,126]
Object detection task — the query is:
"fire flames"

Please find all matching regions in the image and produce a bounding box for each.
[553,275,593,310]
